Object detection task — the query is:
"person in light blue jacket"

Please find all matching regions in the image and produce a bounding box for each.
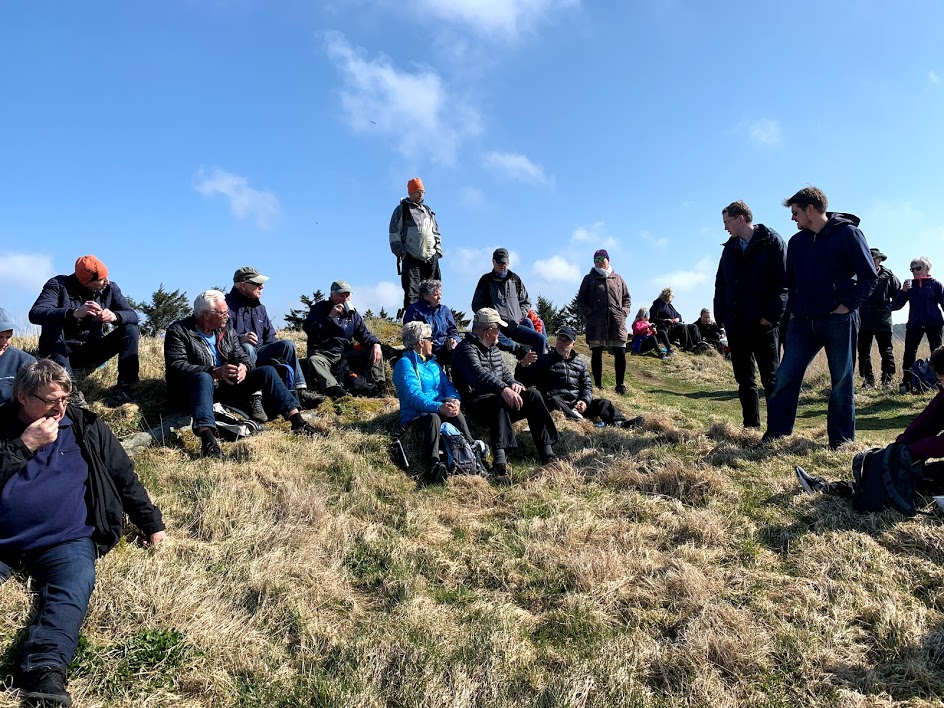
[0,307,37,405]
[393,320,473,484]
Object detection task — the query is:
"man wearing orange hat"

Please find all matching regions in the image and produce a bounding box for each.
[389,177,443,315]
[28,255,140,407]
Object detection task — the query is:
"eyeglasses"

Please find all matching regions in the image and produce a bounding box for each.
[419,336,434,341]
[209,310,229,315]
[911,266,925,272]
[30,393,69,408]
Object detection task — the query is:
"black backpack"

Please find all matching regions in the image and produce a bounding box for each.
[212,403,264,442]
[851,443,920,515]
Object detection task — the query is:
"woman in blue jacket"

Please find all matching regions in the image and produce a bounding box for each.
[893,256,944,392]
[393,321,474,483]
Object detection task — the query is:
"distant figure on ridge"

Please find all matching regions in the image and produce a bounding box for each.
[857,248,901,388]
[0,307,37,405]
[389,177,442,316]
[472,248,548,356]
[576,249,631,394]
[892,256,944,393]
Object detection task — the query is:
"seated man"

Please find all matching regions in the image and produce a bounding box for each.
[165,290,320,458]
[693,308,725,353]
[472,248,548,356]
[225,266,324,411]
[28,255,140,407]
[403,279,459,367]
[452,308,559,484]
[0,307,37,405]
[393,321,475,484]
[517,326,643,428]
[0,359,165,706]
[303,281,385,399]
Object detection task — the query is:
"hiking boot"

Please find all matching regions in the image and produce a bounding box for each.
[615,384,627,395]
[201,436,224,460]
[68,389,88,409]
[617,416,644,430]
[292,422,325,438]
[424,461,449,485]
[17,665,72,706]
[325,385,348,399]
[106,384,137,406]
[248,394,267,423]
[795,466,826,496]
[492,463,512,486]
[297,388,326,409]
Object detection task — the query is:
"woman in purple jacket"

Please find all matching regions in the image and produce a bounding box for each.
[893,256,944,393]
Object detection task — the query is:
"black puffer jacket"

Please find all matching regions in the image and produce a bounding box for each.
[452,333,517,401]
[0,402,164,556]
[859,266,901,333]
[517,349,592,406]
[712,224,787,331]
[164,316,252,404]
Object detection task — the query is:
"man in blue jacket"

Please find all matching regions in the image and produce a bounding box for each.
[28,256,140,407]
[714,200,787,428]
[763,187,878,449]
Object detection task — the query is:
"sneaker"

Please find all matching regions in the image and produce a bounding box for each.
[68,389,88,409]
[492,463,512,486]
[106,384,137,406]
[297,388,326,409]
[248,394,267,423]
[563,407,583,420]
[325,385,348,399]
[795,466,826,496]
[425,461,449,485]
[17,666,72,707]
[292,422,325,438]
[616,416,644,429]
[201,436,224,459]
[615,384,627,395]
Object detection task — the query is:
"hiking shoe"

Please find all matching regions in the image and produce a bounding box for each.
[325,385,348,399]
[106,384,137,406]
[425,461,449,485]
[292,422,325,438]
[492,463,512,486]
[201,436,224,459]
[249,394,267,423]
[795,466,826,496]
[617,416,644,430]
[297,388,326,409]
[68,389,88,409]
[18,665,72,706]
[615,384,627,395]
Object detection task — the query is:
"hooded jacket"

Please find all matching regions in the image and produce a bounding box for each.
[577,269,631,343]
[388,199,442,263]
[392,350,459,426]
[471,270,531,324]
[892,276,944,330]
[713,224,787,330]
[225,287,277,347]
[860,265,902,332]
[784,213,878,319]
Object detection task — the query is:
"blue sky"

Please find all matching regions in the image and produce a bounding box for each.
[2,0,942,331]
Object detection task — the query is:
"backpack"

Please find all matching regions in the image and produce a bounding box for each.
[212,403,264,442]
[440,422,487,476]
[851,443,920,515]
[266,357,295,393]
[911,358,938,392]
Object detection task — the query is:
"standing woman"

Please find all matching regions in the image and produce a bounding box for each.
[892,256,944,392]
[577,249,631,394]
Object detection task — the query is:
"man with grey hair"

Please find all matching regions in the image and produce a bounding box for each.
[403,279,459,366]
[1,359,165,706]
[0,307,37,405]
[453,308,560,483]
[165,290,322,458]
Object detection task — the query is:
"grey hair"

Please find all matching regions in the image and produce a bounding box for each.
[402,320,432,351]
[659,287,674,302]
[12,359,73,400]
[911,256,933,273]
[194,289,227,316]
[418,279,442,298]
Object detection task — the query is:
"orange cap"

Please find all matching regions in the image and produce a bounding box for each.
[74,255,109,285]
[407,177,424,195]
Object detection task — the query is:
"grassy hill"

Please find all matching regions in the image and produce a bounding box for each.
[1,328,943,707]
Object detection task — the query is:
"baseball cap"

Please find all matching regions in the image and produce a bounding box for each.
[493,248,509,264]
[556,326,577,341]
[331,280,353,294]
[0,307,15,332]
[233,267,269,284]
[473,307,508,328]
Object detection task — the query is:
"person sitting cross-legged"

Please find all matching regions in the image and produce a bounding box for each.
[164,290,322,458]
[393,321,476,485]
[517,326,644,428]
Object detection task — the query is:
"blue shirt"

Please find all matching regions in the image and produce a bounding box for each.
[198,331,223,366]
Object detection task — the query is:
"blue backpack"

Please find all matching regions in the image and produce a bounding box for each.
[911,358,938,392]
[440,422,488,476]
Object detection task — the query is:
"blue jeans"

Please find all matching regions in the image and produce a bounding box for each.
[0,537,96,673]
[241,339,309,389]
[497,318,548,355]
[185,365,298,431]
[766,312,858,447]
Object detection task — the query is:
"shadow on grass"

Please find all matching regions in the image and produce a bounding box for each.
[648,388,738,402]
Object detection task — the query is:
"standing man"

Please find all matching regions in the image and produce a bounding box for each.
[857,248,901,388]
[0,307,37,405]
[389,177,442,316]
[1,359,166,706]
[763,187,878,449]
[472,248,548,356]
[714,200,787,428]
[29,255,140,407]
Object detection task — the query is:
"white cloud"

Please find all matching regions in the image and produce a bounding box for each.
[649,256,715,293]
[570,221,619,251]
[324,32,481,165]
[450,246,520,278]
[641,230,669,249]
[741,118,782,146]
[482,151,549,184]
[0,252,55,293]
[531,255,581,283]
[350,281,402,317]
[460,187,484,207]
[193,167,280,230]
[407,0,579,38]
[930,71,941,85]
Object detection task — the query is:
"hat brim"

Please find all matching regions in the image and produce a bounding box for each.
[242,276,269,284]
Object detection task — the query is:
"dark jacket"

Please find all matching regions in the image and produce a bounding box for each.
[516,348,592,406]
[860,266,902,332]
[649,299,683,332]
[225,288,277,346]
[577,269,631,342]
[452,333,518,401]
[29,274,139,355]
[471,270,531,324]
[784,213,878,319]
[303,301,379,357]
[694,319,724,344]
[897,388,944,461]
[0,402,164,556]
[164,316,252,403]
[892,276,944,330]
[403,299,459,352]
[713,224,787,330]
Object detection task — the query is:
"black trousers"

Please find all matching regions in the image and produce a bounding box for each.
[408,411,473,463]
[665,323,701,351]
[902,326,943,386]
[400,255,441,312]
[545,395,626,425]
[857,330,895,385]
[465,388,559,452]
[44,323,140,387]
[727,323,779,427]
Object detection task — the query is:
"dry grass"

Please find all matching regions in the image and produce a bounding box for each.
[1,329,943,706]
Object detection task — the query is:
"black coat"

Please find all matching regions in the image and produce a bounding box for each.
[452,334,517,401]
[164,316,252,405]
[0,402,164,556]
[712,224,787,331]
[517,349,592,406]
[859,266,901,333]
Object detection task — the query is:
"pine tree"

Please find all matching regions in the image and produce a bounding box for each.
[284,290,325,331]
[378,307,391,321]
[559,292,587,334]
[128,284,190,337]
[363,309,375,319]
[536,294,564,334]
[451,309,471,330]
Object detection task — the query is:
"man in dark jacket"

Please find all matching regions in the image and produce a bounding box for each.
[0,359,165,706]
[165,290,320,458]
[857,248,901,388]
[225,266,323,410]
[389,177,443,314]
[28,255,140,407]
[303,281,385,399]
[471,248,547,355]
[714,201,787,427]
[452,308,559,484]
[516,327,642,428]
[764,187,878,449]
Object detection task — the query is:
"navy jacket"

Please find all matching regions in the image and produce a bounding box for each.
[860,266,902,332]
[403,299,459,353]
[225,288,277,347]
[29,274,138,355]
[892,277,944,330]
[649,299,683,332]
[303,301,379,357]
[784,213,877,318]
[713,224,787,330]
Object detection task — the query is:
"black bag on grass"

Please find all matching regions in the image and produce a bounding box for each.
[213,403,264,442]
[851,443,920,515]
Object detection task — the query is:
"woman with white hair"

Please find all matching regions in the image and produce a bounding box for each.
[393,320,474,484]
[892,256,944,392]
